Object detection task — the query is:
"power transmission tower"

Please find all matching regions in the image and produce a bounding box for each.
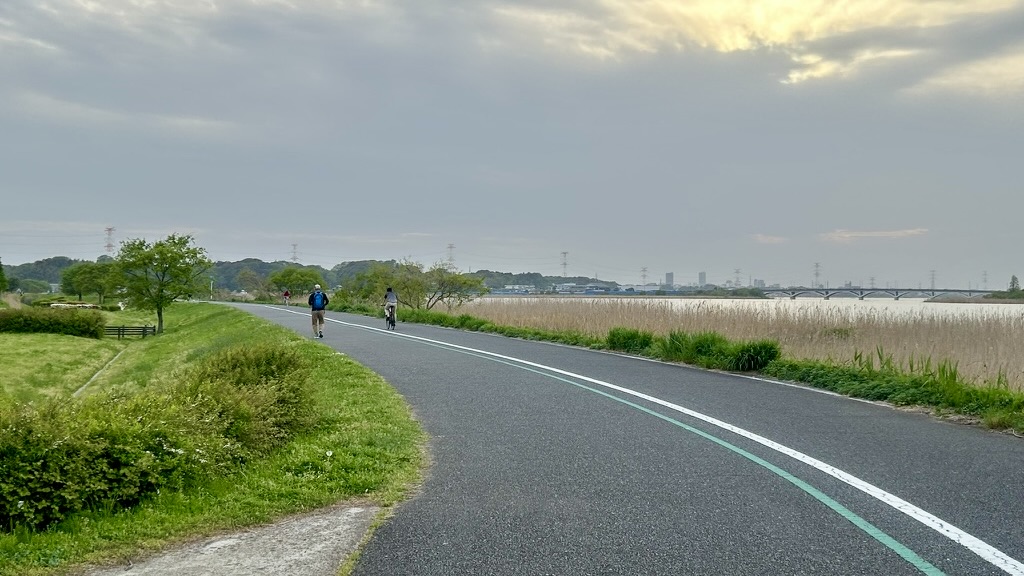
[447,244,456,268]
[641,267,648,287]
[929,270,936,290]
[561,252,568,278]
[983,271,988,290]
[869,276,876,289]
[813,262,821,288]
[734,268,741,287]
[291,244,299,263]
[104,227,116,254]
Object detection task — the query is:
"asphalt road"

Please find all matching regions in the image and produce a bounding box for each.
[237,303,1024,576]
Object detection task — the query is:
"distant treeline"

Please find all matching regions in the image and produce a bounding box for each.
[2,256,616,293]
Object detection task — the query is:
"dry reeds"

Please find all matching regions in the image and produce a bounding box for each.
[460,296,1024,390]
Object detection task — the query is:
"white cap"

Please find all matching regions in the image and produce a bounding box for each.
[314,284,321,289]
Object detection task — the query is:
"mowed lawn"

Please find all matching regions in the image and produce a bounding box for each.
[0,335,126,402]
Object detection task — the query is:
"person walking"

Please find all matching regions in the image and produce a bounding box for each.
[283,290,290,305]
[308,284,329,338]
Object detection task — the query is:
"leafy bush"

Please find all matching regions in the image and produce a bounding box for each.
[606,327,654,354]
[0,343,313,532]
[0,393,235,531]
[0,308,104,338]
[177,344,313,456]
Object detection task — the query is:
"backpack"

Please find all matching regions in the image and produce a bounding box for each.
[312,292,325,309]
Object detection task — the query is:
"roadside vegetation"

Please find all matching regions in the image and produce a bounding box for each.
[335,296,1024,435]
[0,303,424,576]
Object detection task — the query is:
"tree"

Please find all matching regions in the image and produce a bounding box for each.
[235,268,266,294]
[65,261,118,304]
[61,263,90,300]
[342,260,488,311]
[422,263,489,311]
[268,267,324,295]
[1010,275,1020,292]
[0,257,7,292]
[114,234,213,333]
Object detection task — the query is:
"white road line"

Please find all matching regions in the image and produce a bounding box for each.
[263,306,1021,574]
[316,313,1024,576]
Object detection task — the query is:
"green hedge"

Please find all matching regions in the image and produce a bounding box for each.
[0,343,313,531]
[0,308,105,338]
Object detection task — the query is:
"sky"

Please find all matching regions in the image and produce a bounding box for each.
[1,1,1022,289]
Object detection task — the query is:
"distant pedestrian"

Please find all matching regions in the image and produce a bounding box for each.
[283,290,290,305]
[308,284,329,338]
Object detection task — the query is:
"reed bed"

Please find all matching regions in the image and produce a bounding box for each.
[461,297,1024,390]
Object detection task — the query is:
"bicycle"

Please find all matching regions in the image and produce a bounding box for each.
[384,304,396,330]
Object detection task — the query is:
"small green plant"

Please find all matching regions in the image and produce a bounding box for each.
[606,327,654,354]
[655,331,691,362]
[686,331,732,368]
[729,340,781,371]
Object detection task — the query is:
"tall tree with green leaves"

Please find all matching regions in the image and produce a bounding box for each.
[268,267,324,295]
[61,263,90,300]
[61,261,118,303]
[1010,275,1020,292]
[235,267,266,294]
[114,234,213,333]
[0,257,7,292]
[342,260,487,310]
[422,263,489,310]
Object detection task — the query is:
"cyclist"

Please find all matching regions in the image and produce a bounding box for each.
[383,287,398,327]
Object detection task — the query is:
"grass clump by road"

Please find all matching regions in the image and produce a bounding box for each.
[0,303,424,576]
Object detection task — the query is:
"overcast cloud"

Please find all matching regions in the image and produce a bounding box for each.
[1,0,1022,288]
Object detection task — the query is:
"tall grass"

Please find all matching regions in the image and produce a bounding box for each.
[462,297,1024,390]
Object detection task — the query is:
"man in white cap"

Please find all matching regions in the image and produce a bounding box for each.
[308,284,329,338]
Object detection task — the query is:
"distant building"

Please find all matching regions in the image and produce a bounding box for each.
[665,272,674,287]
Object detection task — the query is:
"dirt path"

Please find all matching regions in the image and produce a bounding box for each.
[1,293,22,309]
[78,503,379,576]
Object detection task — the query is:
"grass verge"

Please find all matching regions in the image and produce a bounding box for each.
[0,303,425,576]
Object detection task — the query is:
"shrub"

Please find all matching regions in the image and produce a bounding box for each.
[0,308,104,338]
[656,331,692,362]
[0,393,235,531]
[728,339,781,371]
[0,342,314,532]
[177,344,313,456]
[606,327,655,354]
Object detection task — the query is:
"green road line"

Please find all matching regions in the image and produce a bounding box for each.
[418,342,945,575]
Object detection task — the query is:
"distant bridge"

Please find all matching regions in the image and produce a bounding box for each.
[762,288,998,300]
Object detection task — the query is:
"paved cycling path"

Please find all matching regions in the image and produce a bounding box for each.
[240,304,1024,575]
